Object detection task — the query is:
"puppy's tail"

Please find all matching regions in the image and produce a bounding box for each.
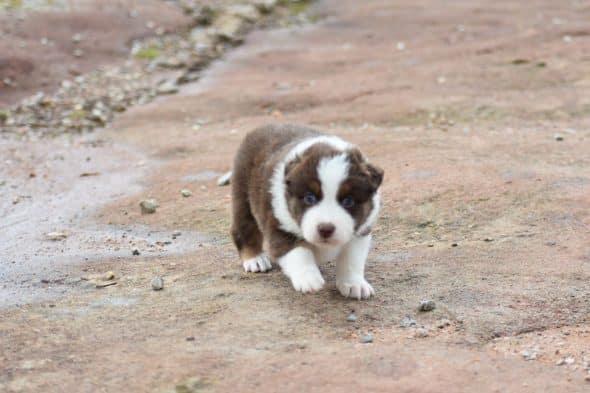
[217,170,232,186]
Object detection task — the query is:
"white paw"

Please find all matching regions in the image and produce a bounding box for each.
[337,277,375,300]
[290,267,325,293]
[243,255,272,272]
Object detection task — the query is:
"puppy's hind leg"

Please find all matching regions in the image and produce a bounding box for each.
[231,200,271,273]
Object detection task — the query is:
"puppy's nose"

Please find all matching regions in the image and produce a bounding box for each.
[317,223,335,239]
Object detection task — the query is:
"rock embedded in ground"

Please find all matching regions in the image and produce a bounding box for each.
[95,280,117,288]
[156,80,180,95]
[174,377,210,393]
[211,13,247,43]
[400,316,417,327]
[217,171,232,186]
[346,313,357,322]
[419,300,436,312]
[180,189,193,197]
[520,349,539,361]
[255,0,278,13]
[227,4,260,22]
[414,327,429,338]
[359,334,373,344]
[151,276,164,290]
[139,199,159,214]
[436,319,451,328]
[45,231,68,241]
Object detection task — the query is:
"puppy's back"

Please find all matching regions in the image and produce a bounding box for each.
[233,124,319,184]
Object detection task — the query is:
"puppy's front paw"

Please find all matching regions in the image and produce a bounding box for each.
[337,277,374,300]
[290,267,325,293]
[243,254,272,272]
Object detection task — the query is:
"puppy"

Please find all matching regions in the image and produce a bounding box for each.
[231,124,383,299]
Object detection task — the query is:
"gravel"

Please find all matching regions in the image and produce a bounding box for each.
[0,1,314,138]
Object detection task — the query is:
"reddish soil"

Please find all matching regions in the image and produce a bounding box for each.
[1,0,590,392]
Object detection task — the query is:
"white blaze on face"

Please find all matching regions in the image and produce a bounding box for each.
[271,136,351,238]
[301,153,355,247]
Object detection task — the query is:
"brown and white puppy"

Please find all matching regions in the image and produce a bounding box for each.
[230,124,383,299]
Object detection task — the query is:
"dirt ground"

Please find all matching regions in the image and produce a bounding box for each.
[1,0,590,392]
[0,0,193,107]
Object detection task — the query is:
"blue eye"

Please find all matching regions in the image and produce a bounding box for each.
[341,196,355,208]
[303,192,318,206]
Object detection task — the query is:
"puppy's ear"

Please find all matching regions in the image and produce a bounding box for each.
[365,163,384,191]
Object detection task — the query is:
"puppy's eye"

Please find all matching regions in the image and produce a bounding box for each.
[341,196,355,209]
[303,192,318,206]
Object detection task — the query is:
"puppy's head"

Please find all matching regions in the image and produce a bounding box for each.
[284,144,383,248]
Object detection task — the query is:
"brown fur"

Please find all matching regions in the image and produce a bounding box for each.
[231,124,318,261]
[231,124,383,262]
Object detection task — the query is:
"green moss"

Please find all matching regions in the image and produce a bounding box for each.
[68,109,87,121]
[134,46,160,60]
[0,0,23,9]
[279,0,312,15]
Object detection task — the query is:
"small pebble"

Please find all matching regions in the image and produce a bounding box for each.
[186,336,195,341]
[172,230,182,238]
[436,319,451,328]
[139,198,159,214]
[45,231,68,241]
[520,349,538,361]
[151,276,164,290]
[217,171,232,186]
[554,134,564,141]
[346,313,357,322]
[180,189,192,197]
[132,248,140,256]
[359,334,373,344]
[556,358,566,366]
[156,80,179,95]
[414,327,429,338]
[400,316,417,327]
[419,300,436,312]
